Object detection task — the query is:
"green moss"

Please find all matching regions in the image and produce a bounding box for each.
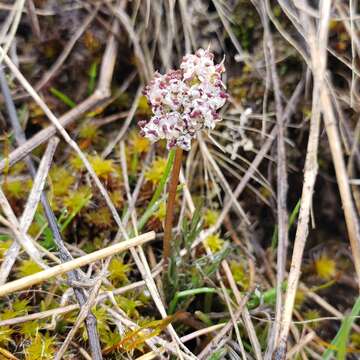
[3,179,32,200]
[115,295,142,319]
[204,234,225,252]
[25,333,55,360]
[63,186,92,213]
[0,238,11,257]
[17,260,42,278]
[153,201,166,222]
[203,209,219,228]
[109,189,123,208]
[85,207,113,228]
[129,130,150,154]
[78,123,101,143]
[0,326,14,346]
[137,95,152,115]
[314,254,337,280]
[71,154,118,179]
[20,321,42,338]
[50,166,75,197]
[108,258,131,285]
[230,260,249,291]
[145,157,167,184]
[303,309,321,329]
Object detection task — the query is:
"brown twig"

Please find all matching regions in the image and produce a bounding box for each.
[163,147,183,265]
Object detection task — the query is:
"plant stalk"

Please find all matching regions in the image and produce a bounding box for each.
[163,147,183,265]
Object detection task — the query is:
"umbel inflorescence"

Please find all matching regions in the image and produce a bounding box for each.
[139,48,228,151]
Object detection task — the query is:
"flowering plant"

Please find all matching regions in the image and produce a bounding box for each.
[139,48,228,151]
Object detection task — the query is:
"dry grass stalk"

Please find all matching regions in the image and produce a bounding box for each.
[0,268,162,328]
[0,231,155,298]
[25,0,41,41]
[0,0,25,65]
[256,2,289,356]
[0,137,59,271]
[276,2,331,357]
[321,86,360,285]
[221,260,262,360]
[197,292,251,360]
[2,1,359,358]
[0,63,105,358]
[286,331,316,360]
[55,265,107,360]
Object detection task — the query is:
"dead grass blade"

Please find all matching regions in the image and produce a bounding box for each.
[276,2,331,358]
[0,231,155,298]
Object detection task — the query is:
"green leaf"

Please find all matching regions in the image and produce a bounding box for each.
[87,61,98,95]
[322,296,360,360]
[50,87,76,108]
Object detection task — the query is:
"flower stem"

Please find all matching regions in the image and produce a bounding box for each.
[163,147,183,265]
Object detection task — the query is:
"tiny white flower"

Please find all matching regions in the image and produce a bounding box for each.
[139,48,228,150]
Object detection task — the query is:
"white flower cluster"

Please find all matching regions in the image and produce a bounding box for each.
[139,48,228,151]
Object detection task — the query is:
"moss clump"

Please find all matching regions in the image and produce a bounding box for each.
[204,234,225,252]
[108,257,131,285]
[17,260,42,278]
[3,179,32,200]
[50,165,75,197]
[85,207,113,228]
[314,254,337,281]
[129,130,150,154]
[230,260,249,291]
[0,326,14,346]
[78,122,101,145]
[25,333,56,360]
[145,157,167,185]
[71,154,118,179]
[203,209,219,228]
[63,186,92,213]
[303,309,321,329]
